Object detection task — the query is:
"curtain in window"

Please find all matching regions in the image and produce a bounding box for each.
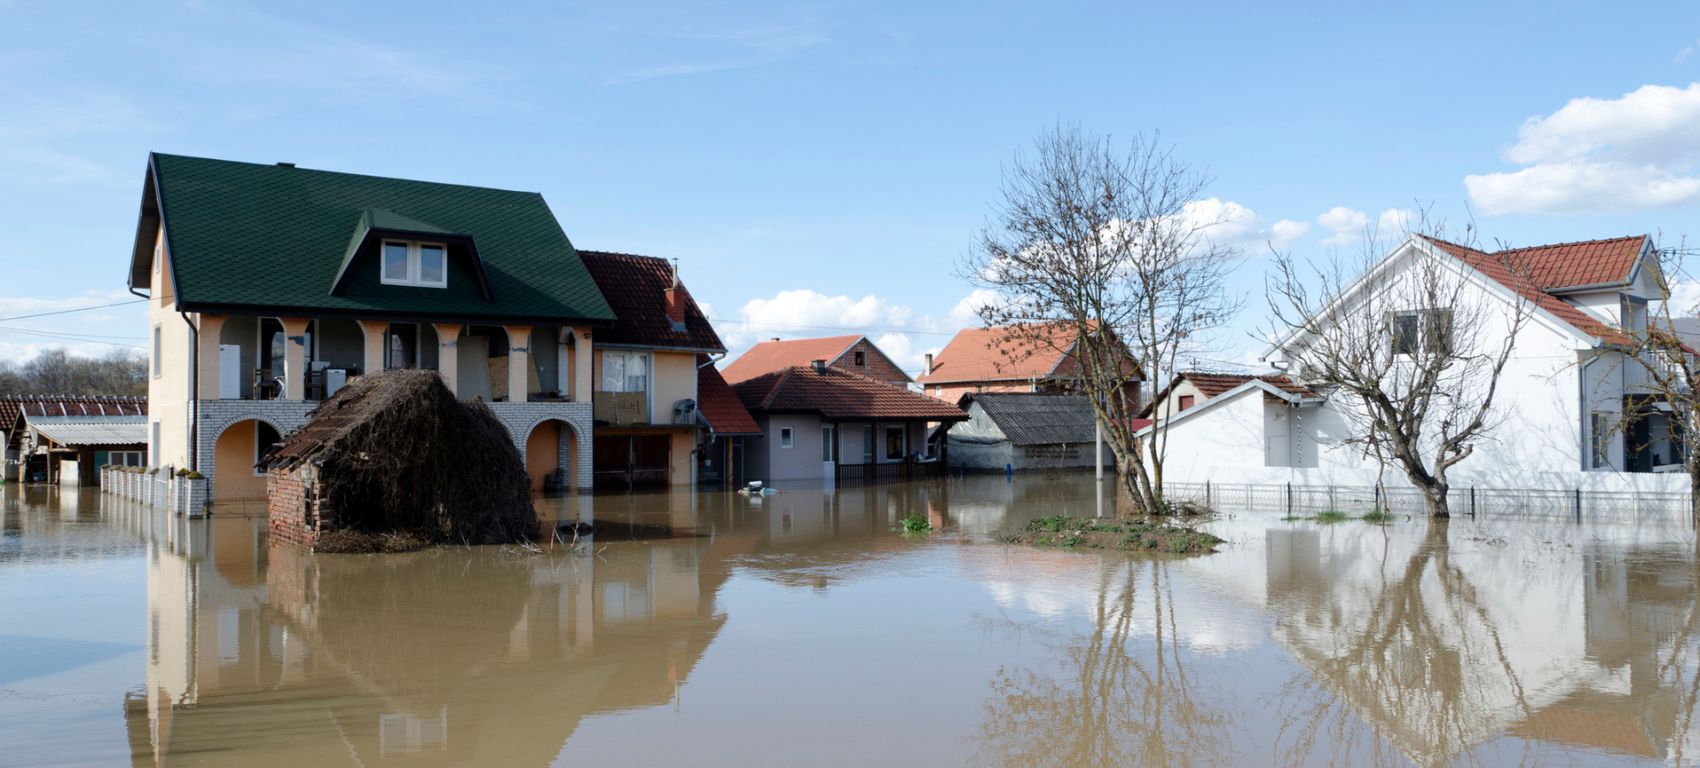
[602,352,648,393]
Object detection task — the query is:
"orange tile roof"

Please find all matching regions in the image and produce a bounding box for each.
[918,324,1080,385]
[1498,235,1646,291]
[720,335,862,384]
[695,358,760,436]
[1183,372,1319,399]
[733,366,967,422]
[1424,237,1634,345]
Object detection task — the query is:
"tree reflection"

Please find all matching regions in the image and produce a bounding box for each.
[1270,518,1700,766]
[974,558,1233,767]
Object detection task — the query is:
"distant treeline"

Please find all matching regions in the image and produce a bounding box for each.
[0,348,147,397]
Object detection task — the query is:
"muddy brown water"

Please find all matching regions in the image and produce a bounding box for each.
[4,477,1700,766]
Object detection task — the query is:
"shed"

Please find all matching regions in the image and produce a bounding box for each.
[947,393,1113,472]
[260,370,535,548]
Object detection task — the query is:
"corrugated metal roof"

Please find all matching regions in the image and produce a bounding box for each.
[963,393,1099,446]
[26,414,148,446]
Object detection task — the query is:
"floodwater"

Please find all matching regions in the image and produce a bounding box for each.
[4,478,1700,767]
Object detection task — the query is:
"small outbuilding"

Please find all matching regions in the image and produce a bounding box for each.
[261,370,536,548]
[947,392,1115,473]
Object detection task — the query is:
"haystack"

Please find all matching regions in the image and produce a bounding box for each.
[262,370,536,550]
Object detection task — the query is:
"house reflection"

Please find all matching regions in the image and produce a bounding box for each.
[117,508,731,766]
[1263,522,1700,765]
[115,479,963,766]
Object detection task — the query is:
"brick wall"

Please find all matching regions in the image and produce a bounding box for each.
[266,466,327,547]
[832,338,912,387]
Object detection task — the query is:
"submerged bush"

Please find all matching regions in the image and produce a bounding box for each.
[900,512,931,533]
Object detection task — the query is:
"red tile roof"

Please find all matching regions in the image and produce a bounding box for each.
[578,250,724,352]
[733,366,967,422]
[1496,235,1647,291]
[920,323,1138,385]
[1424,237,1635,345]
[720,335,862,383]
[1181,372,1319,399]
[1,396,147,431]
[695,358,760,436]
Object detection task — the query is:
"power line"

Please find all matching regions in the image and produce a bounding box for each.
[0,298,147,323]
[0,326,148,350]
[703,315,960,338]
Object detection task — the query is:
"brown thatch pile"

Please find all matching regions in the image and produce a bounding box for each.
[262,370,536,547]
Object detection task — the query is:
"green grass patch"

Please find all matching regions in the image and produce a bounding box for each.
[1360,509,1393,523]
[1004,515,1223,555]
[899,512,931,534]
[1314,510,1351,524]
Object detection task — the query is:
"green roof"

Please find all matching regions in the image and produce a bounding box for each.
[130,153,615,324]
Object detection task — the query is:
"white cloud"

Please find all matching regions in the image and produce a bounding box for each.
[1316,206,1368,246]
[871,333,939,377]
[737,289,912,333]
[1679,40,1698,64]
[1182,198,1309,252]
[1465,83,1700,214]
[948,288,1000,328]
[1312,206,1418,247]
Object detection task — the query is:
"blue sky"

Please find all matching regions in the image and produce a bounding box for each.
[4,0,1700,374]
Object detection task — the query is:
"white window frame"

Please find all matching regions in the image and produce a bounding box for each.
[600,350,651,394]
[152,325,162,378]
[884,425,906,462]
[780,426,794,449]
[379,239,448,288]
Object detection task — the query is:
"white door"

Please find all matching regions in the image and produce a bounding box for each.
[821,424,837,481]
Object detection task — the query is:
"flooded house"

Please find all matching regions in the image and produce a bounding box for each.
[1152,234,1692,494]
[917,322,1143,405]
[127,153,642,510]
[946,392,1114,473]
[2,395,147,485]
[731,361,967,482]
[576,251,757,489]
[722,334,914,389]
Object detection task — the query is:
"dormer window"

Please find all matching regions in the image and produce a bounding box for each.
[381,239,447,288]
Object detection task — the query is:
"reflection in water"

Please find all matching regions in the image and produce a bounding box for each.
[8,476,1700,766]
[1260,518,1700,766]
[974,558,1233,767]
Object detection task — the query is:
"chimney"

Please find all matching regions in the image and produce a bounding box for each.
[770,337,781,342]
[924,353,934,374]
[811,359,827,372]
[662,259,686,329]
[276,161,295,168]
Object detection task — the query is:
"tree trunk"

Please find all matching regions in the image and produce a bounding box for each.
[1422,483,1450,518]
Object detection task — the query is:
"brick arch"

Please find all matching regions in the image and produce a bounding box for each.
[520,416,582,492]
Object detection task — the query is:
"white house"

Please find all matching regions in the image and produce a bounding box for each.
[1149,234,1689,493]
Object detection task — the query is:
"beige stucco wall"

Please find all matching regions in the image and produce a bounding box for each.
[525,419,561,491]
[652,351,697,425]
[1149,379,1207,422]
[212,419,267,500]
[147,224,194,469]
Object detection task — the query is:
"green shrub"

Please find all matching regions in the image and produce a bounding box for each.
[1314,510,1350,524]
[1361,509,1393,523]
[899,512,930,533]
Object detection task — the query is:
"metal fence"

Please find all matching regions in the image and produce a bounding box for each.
[1164,480,1694,523]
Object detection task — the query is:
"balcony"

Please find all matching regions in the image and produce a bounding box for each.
[195,314,592,404]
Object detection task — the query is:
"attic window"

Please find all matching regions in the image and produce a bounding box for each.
[381,240,447,288]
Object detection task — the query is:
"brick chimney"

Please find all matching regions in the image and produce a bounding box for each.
[663,258,686,330]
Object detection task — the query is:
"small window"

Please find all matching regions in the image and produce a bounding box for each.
[152,325,162,377]
[601,351,650,393]
[854,351,866,366]
[780,427,794,449]
[1389,312,1420,356]
[1591,412,1614,469]
[862,425,875,463]
[380,240,448,288]
[1178,395,1195,411]
[822,425,837,462]
[1424,309,1453,355]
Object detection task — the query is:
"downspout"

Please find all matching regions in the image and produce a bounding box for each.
[181,310,198,473]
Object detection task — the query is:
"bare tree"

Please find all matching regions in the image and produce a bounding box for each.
[1264,224,1532,517]
[0,348,147,396]
[1619,236,1700,521]
[964,125,1242,516]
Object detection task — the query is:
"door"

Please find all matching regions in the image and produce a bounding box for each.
[593,435,672,489]
[821,424,837,480]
